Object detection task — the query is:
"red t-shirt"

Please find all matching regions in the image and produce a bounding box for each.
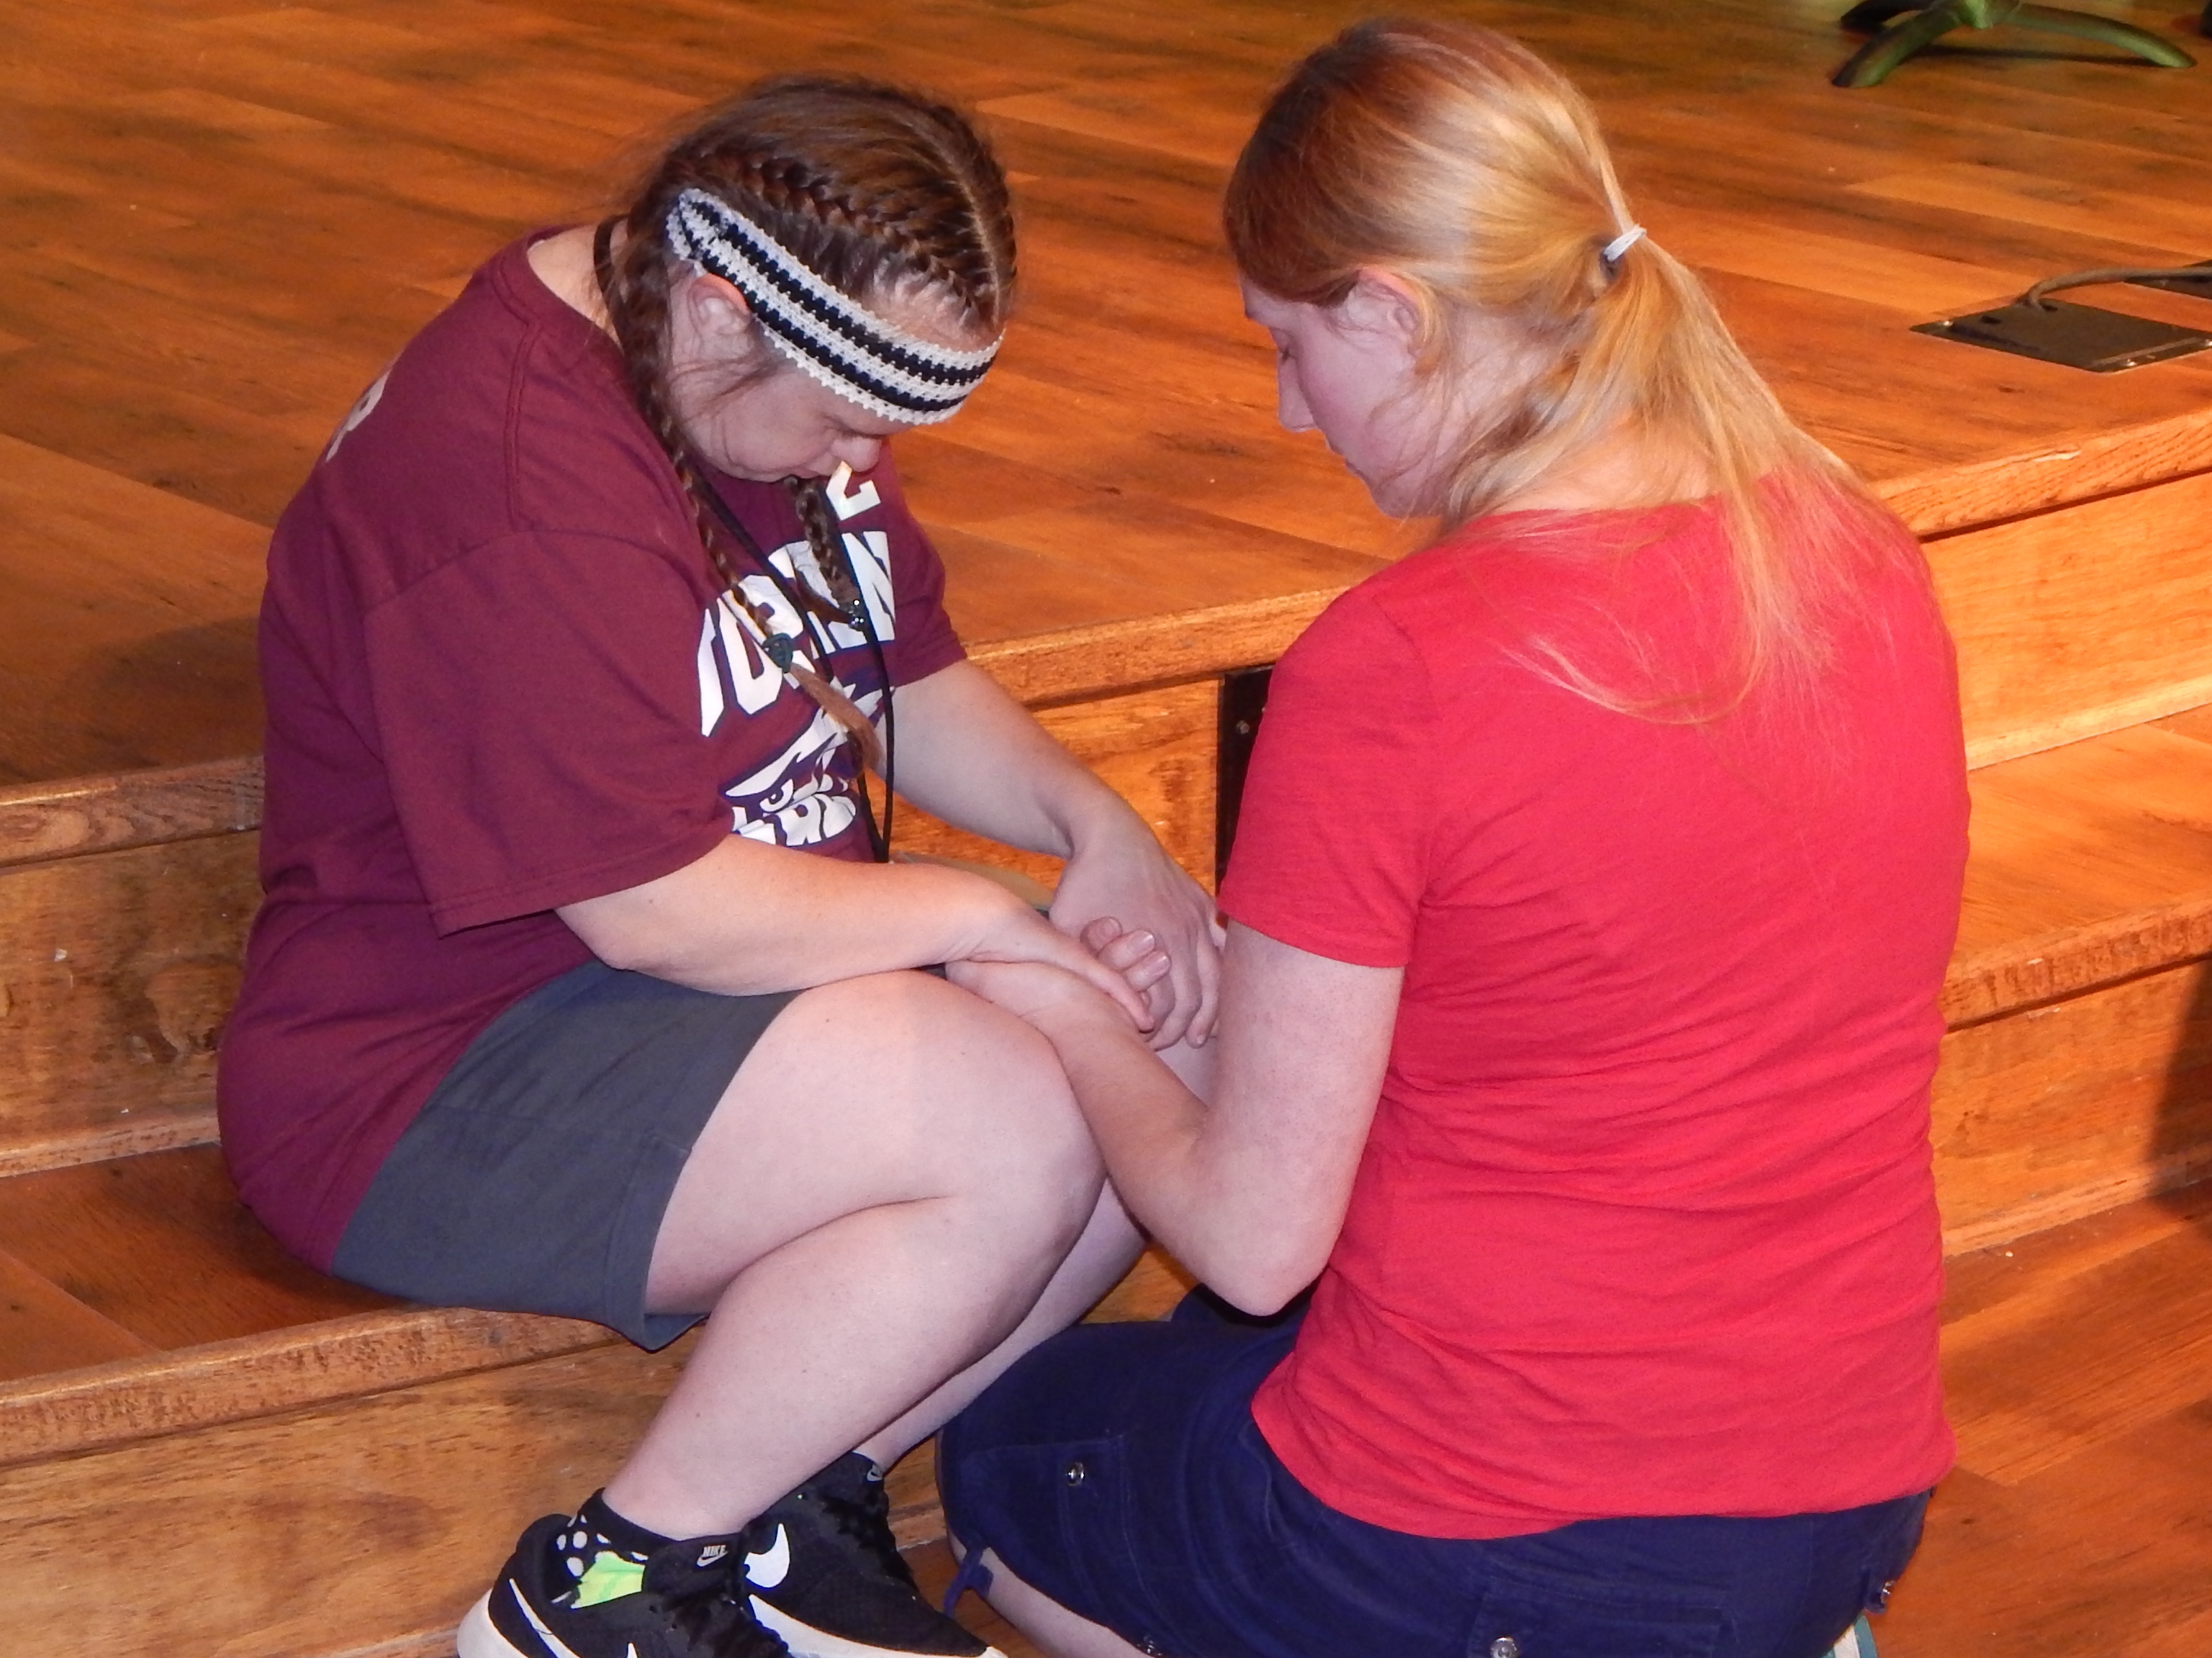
[218,235,965,1269]
[1219,495,1966,1538]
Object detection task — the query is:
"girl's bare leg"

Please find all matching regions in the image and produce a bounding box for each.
[601,969,1105,1538]
[861,1028,1215,1467]
[859,1184,1142,1469]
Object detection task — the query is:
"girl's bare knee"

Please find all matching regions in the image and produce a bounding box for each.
[804,969,1100,1202]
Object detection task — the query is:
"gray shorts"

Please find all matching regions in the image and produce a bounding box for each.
[332,960,798,1349]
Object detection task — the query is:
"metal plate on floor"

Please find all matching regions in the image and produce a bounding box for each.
[2129,262,2212,299]
[1914,300,2210,372]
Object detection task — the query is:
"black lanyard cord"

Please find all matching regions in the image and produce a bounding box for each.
[701,479,897,864]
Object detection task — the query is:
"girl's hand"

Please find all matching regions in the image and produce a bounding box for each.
[945,955,1124,1036]
[1049,820,1224,1048]
[958,886,1154,1030]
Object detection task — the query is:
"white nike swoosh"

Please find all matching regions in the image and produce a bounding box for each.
[743,1523,791,1590]
[753,1598,1007,1658]
[513,1582,599,1658]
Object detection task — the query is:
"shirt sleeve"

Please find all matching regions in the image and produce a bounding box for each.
[1216,584,1441,969]
[364,531,731,933]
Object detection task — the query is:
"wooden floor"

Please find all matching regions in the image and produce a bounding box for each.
[3,3,2212,1655]
[4,0,2212,781]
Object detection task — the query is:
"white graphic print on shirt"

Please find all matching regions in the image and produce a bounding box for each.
[721,688,886,847]
[695,523,898,848]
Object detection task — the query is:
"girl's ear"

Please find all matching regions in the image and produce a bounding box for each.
[1341,267,1425,348]
[676,266,758,349]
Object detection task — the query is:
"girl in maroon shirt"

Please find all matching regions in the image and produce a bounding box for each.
[941,20,1963,1658]
[223,77,1216,1658]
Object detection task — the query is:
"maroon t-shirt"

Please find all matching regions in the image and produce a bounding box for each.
[1221,496,1967,1535]
[219,235,965,1269]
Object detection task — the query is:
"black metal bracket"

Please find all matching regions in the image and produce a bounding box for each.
[1913,299,2211,371]
[1215,666,1273,887]
[2129,261,2212,300]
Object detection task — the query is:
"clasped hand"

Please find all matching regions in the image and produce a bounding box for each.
[1048,824,1224,1048]
[949,917,1176,1046]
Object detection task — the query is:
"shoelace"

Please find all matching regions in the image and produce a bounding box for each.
[813,1478,918,1591]
[644,1541,785,1657]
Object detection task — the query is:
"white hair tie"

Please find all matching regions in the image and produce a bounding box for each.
[1601,225,1647,265]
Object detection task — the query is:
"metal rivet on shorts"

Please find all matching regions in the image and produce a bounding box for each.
[1875,1580,1896,1608]
[1064,1460,1087,1487]
[1490,1638,1520,1658]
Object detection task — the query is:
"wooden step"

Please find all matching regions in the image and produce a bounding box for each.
[1884,1184,2212,1658]
[0,1146,618,1461]
[0,1147,1184,1658]
[1,702,2206,1658]
[1935,705,2212,1250]
[17,698,2212,1220]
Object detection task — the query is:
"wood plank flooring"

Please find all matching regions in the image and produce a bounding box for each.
[1,4,2209,1652]
[4,0,2212,780]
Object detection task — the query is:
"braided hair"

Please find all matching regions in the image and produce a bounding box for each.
[597,76,1016,773]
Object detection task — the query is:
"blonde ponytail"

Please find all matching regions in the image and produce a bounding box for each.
[1226,17,1909,715]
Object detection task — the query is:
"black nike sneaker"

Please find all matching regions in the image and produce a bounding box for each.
[744,1454,1001,1658]
[460,1510,793,1658]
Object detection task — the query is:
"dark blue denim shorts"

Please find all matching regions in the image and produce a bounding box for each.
[939,1295,1927,1658]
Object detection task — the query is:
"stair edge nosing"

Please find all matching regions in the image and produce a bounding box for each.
[0,1304,616,1472]
[1942,891,2212,1028]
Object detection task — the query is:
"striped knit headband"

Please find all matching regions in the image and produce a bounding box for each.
[666,187,1001,426]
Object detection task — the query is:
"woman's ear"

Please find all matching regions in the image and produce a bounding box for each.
[1341,268,1425,348]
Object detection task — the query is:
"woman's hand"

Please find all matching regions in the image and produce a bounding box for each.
[1049,817,1224,1049]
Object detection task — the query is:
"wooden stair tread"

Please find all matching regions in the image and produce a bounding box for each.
[0,1144,394,1351]
[1879,1184,2212,1657]
[1949,712,2212,1024]
[0,1136,1190,1470]
[0,1245,152,1382]
[0,1142,619,1469]
[1938,1182,2212,1487]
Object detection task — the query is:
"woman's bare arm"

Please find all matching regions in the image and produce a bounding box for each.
[894,661,1223,1046]
[952,922,1399,1313]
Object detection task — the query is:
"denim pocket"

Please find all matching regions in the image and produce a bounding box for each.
[1466,1558,1725,1658]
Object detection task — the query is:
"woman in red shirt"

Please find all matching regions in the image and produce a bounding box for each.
[940,19,1966,1658]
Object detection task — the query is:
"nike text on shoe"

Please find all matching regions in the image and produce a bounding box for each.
[459,1512,793,1658]
[745,1454,1001,1658]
